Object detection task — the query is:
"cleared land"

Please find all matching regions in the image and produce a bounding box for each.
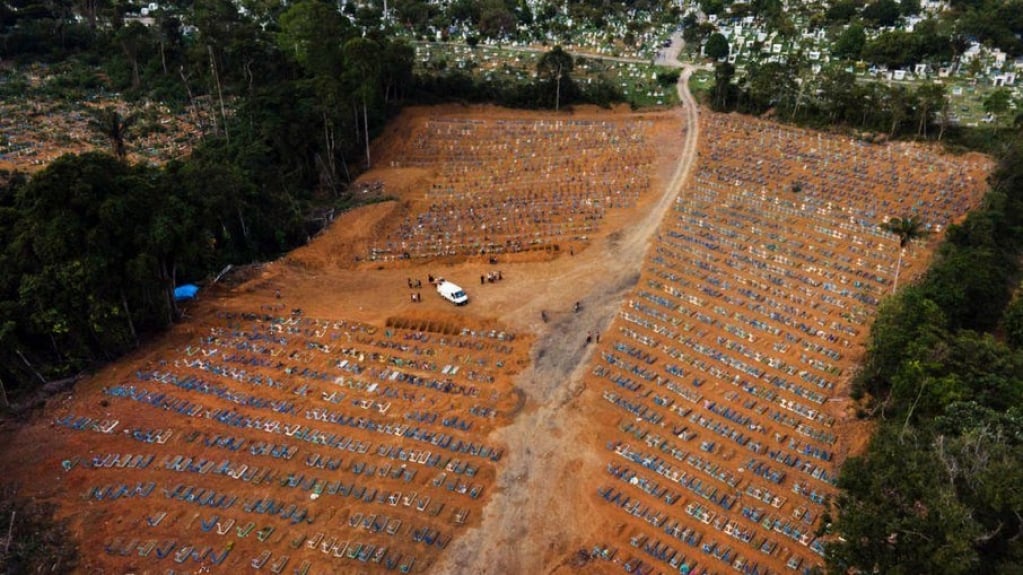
[0,92,991,575]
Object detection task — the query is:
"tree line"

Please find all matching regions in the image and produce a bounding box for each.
[0,0,624,402]
[827,136,1023,574]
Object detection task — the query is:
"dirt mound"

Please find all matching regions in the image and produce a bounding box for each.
[286,201,402,270]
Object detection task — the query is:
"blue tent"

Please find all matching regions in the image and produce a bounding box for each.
[173,284,200,301]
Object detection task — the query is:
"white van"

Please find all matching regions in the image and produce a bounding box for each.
[435,279,469,305]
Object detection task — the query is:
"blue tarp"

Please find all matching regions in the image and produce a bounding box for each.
[173,284,200,301]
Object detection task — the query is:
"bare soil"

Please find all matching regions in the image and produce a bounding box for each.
[0,77,992,575]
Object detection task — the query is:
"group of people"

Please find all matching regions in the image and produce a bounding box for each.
[480,270,503,284]
[407,277,424,303]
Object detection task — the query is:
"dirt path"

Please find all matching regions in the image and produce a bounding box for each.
[430,69,701,575]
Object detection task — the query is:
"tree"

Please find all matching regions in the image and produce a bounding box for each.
[478,0,514,40]
[862,0,901,26]
[826,0,859,23]
[900,0,922,15]
[343,36,382,168]
[859,285,947,397]
[278,0,352,186]
[882,215,931,293]
[87,106,137,159]
[10,153,168,366]
[743,61,797,115]
[704,32,729,60]
[833,23,866,60]
[983,88,1013,123]
[711,61,735,110]
[829,426,982,575]
[883,83,913,136]
[1002,291,1023,348]
[537,45,573,111]
[914,82,946,138]
[819,67,861,123]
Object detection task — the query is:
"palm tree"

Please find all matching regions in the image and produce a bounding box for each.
[881,215,930,293]
[87,107,138,159]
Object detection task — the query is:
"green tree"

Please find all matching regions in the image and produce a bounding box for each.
[983,88,1013,122]
[537,45,573,111]
[832,23,866,60]
[818,67,861,123]
[826,0,859,23]
[704,32,729,60]
[711,61,735,110]
[478,0,515,39]
[862,0,901,26]
[829,427,981,575]
[10,153,168,366]
[278,0,352,187]
[859,286,947,397]
[900,0,921,15]
[344,36,382,167]
[1002,291,1023,348]
[914,82,946,138]
[882,215,931,292]
[87,106,138,159]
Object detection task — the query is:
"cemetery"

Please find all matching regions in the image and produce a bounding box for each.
[0,98,991,573]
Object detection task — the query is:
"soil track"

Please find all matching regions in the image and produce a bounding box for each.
[431,67,701,575]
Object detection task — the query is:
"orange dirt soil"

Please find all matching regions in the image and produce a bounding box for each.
[0,98,992,575]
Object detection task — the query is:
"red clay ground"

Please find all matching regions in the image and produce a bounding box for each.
[0,91,991,575]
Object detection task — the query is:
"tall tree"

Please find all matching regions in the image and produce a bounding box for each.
[882,215,931,293]
[87,107,137,159]
[537,45,573,111]
[704,32,729,60]
[344,36,382,168]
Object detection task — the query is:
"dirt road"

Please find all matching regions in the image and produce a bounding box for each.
[429,69,701,575]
